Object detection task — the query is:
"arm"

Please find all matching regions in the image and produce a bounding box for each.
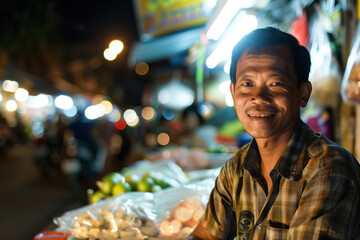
[187,224,222,240]
[187,155,239,239]
[289,170,360,239]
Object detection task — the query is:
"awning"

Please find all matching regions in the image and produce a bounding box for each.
[128,27,204,66]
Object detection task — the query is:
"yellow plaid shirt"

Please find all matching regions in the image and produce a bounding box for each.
[200,121,360,239]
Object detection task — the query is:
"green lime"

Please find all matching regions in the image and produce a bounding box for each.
[90,191,105,204]
[102,172,125,184]
[112,182,132,196]
[125,174,140,191]
[137,177,155,192]
[98,172,125,195]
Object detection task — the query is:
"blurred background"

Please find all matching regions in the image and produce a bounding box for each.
[0,0,360,239]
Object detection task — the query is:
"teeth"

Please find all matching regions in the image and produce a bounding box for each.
[249,114,273,117]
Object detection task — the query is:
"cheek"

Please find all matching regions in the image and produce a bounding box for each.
[274,94,298,106]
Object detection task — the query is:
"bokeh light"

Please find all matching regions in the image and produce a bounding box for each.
[2,80,19,92]
[115,118,127,130]
[107,107,121,122]
[5,100,17,111]
[199,102,215,118]
[63,105,78,118]
[84,104,105,120]
[103,48,117,61]
[135,62,149,75]
[14,88,29,102]
[162,108,175,120]
[141,106,156,121]
[157,132,170,146]
[31,121,44,137]
[100,100,113,114]
[55,95,73,110]
[124,109,139,127]
[109,40,124,54]
[26,94,49,108]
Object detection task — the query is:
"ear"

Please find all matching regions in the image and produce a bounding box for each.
[299,81,312,107]
[230,82,235,102]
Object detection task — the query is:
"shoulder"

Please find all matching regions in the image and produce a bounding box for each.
[305,132,360,181]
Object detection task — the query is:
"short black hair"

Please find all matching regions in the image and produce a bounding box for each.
[229,27,311,86]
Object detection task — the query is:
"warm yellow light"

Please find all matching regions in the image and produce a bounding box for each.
[15,88,29,102]
[124,109,139,127]
[141,106,156,121]
[135,62,149,75]
[0,93,2,102]
[103,48,117,61]
[109,40,124,54]
[2,80,19,92]
[5,100,17,111]
[157,132,170,146]
[100,100,113,114]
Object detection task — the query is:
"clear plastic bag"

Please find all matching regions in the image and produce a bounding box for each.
[341,22,360,105]
[54,192,157,239]
[120,160,188,185]
[152,178,214,238]
[308,17,341,108]
[54,174,215,239]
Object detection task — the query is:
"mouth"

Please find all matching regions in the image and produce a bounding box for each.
[248,113,275,118]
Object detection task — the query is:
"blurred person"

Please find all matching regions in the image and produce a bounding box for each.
[177,104,211,149]
[188,27,360,239]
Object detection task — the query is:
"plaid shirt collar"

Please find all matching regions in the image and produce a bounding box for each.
[243,120,311,181]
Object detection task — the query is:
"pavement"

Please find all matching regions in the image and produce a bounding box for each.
[0,141,89,240]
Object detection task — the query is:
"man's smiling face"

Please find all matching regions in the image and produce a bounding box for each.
[230,46,310,140]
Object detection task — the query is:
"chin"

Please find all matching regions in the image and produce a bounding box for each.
[244,130,273,139]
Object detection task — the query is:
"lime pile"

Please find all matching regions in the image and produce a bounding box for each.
[90,171,180,204]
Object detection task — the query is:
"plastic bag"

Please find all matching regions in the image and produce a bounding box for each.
[54,192,157,239]
[341,22,360,105]
[54,174,216,239]
[308,17,341,108]
[152,178,214,238]
[120,159,188,185]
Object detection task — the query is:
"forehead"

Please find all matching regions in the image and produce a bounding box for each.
[236,46,294,76]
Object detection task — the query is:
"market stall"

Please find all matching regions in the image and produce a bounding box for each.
[30,0,360,239]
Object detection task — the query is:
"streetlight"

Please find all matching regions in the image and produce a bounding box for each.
[104,39,124,61]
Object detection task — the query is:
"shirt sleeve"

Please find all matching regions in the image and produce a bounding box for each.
[199,158,238,239]
[288,161,360,239]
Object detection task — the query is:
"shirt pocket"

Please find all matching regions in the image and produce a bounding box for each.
[266,221,289,240]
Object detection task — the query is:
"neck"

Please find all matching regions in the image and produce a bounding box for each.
[255,129,295,191]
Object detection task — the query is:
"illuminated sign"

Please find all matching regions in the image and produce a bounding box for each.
[133,0,215,39]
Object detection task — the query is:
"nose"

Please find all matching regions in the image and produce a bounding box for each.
[251,85,272,104]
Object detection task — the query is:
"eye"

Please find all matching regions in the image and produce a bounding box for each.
[270,82,281,86]
[240,81,254,87]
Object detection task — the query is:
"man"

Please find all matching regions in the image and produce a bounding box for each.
[188,27,360,239]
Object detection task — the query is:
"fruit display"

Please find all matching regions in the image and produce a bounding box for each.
[55,193,208,239]
[159,197,205,238]
[90,161,186,204]
[55,160,216,239]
